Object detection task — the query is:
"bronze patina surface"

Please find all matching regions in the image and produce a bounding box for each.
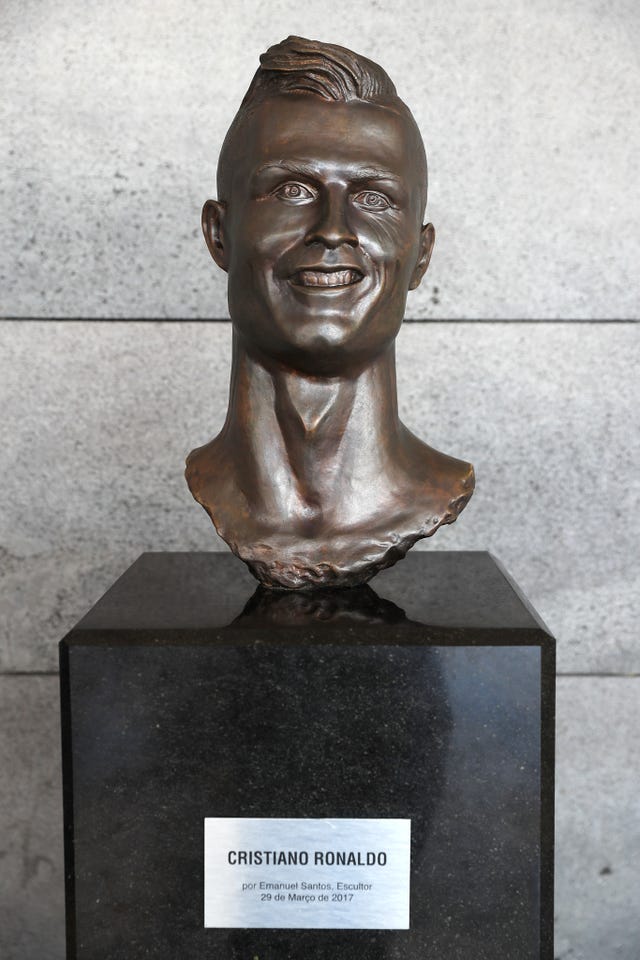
[186,36,474,589]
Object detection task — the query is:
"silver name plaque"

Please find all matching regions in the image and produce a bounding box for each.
[204,817,411,929]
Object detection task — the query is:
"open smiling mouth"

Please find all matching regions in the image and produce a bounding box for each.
[291,268,364,288]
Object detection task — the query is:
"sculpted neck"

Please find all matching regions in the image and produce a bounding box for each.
[224,330,402,523]
[186,327,474,588]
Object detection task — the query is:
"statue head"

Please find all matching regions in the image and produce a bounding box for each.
[202,36,435,376]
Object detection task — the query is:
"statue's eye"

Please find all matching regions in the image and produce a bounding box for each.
[353,191,391,210]
[274,182,316,202]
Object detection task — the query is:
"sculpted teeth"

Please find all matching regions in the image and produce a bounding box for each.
[296,269,361,287]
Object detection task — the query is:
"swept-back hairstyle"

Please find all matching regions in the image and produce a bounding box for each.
[241,35,397,105]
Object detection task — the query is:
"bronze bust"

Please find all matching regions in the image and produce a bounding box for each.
[186,36,474,589]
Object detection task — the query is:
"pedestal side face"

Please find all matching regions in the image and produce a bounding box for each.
[61,635,550,960]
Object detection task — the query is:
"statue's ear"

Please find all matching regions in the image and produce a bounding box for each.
[202,199,228,272]
[409,222,435,290]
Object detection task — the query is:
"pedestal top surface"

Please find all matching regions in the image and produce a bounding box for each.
[70,551,551,637]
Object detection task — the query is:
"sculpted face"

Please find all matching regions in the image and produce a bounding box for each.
[204,94,434,375]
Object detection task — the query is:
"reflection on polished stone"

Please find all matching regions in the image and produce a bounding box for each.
[234,583,408,627]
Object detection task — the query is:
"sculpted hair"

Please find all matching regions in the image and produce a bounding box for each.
[241,35,398,105]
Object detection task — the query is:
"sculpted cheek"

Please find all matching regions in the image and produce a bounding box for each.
[359,215,413,263]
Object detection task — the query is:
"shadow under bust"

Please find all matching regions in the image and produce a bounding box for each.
[186,36,474,590]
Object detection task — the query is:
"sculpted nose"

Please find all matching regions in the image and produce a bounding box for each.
[304,192,358,248]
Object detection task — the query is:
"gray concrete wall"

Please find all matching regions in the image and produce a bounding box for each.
[2,0,639,319]
[1,2,639,959]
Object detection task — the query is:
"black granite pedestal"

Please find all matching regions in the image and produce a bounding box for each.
[60,551,555,960]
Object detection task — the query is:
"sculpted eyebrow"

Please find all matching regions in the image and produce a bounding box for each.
[254,161,402,184]
[349,168,402,184]
[255,161,320,179]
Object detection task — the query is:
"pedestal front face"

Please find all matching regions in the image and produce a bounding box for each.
[60,553,555,960]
